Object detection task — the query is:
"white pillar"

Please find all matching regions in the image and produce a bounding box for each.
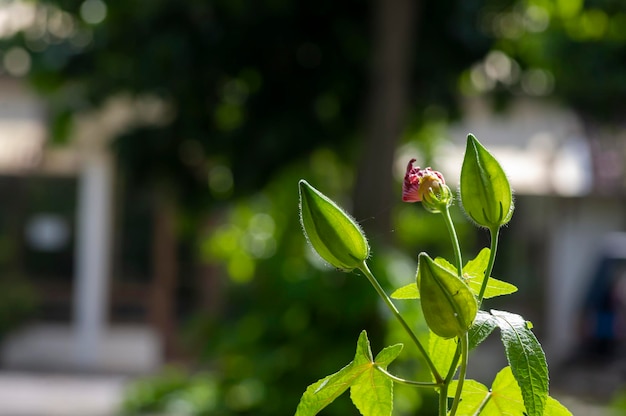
[73,147,113,369]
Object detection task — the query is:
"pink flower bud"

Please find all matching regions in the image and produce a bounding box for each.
[402,159,452,213]
[402,159,444,201]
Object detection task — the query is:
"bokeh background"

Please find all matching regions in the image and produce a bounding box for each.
[0,0,625,414]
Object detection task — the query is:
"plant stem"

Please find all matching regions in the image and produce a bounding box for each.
[473,392,492,416]
[374,365,440,388]
[437,206,465,416]
[477,226,500,306]
[359,261,443,384]
[449,332,469,416]
[439,384,449,416]
[441,206,463,279]
[444,343,462,383]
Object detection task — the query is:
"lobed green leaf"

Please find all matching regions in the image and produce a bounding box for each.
[391,249,517,301]
[448,379,490,415]
[428,330,458,381]
[463,249,517,299]
[294,331,402,416]
[351,343,403,416]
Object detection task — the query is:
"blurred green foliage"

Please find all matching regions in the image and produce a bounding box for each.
[122,151,390,415]
[462,0,626,121]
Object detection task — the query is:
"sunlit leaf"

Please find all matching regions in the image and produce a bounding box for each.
[390,282,419,299]
[429,312,498,385]
[463,248,517,299]
[448,379,489,414]
[428,330,458,380]
[468,310,498,350]
[391,251,517,301]
[295,331,402,416]
[491,310,548,416]
[450,367,572,416]
[351,343,403,416]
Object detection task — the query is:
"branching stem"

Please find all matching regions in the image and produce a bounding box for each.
[359,262,443,384]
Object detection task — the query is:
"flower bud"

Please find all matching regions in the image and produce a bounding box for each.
[460,134,514,228]
[402,160,452,213]
[299,180,369,271]
[417,252,477,339]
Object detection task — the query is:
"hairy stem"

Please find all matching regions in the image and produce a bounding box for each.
[441,206,463,279]
[359,261,443,384]
[449,333,469,416]
[477,226,500,306]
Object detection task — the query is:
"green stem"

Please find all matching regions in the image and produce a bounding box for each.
[473,393,492,416]
[441,206,463,279]
[439,384,449,416]
[449,332,469,416]
[444,343,462,383]
[359,262,443,384]
[374,365,440,388]
[477,227,500,306]
[438,206,466,416]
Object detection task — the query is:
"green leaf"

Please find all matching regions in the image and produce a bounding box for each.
[468,310,498,350]
[391,250,517,300]
[428,312,497,383]
[491,310,548,416]
[351,343,403,416]
[450,367,572,416]
[298,180,369,271]
[428,330,458,380]
[545,396,573,416]
[460,134,514,229]
[390,282,419,299]
[447,379,489,415]
[295,331,402,416]
[464,248,517,299]
[418,253,478,339]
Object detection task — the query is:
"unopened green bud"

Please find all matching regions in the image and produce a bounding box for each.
[417,253,477,339]
[460,134,514,228]
[299,180,369,271]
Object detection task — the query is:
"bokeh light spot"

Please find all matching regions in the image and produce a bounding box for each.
[208,164,234,198]
[80,0,107,25]
[3,47,31,76]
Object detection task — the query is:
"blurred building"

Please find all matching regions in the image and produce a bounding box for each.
[0,76,160,373]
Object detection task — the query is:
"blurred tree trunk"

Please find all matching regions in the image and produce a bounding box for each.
[150,192,179,359]
[354,0,417,244]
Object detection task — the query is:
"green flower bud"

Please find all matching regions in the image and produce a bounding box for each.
[298,180,369,271]
[460,134,514,228]
[417,252,477,339]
